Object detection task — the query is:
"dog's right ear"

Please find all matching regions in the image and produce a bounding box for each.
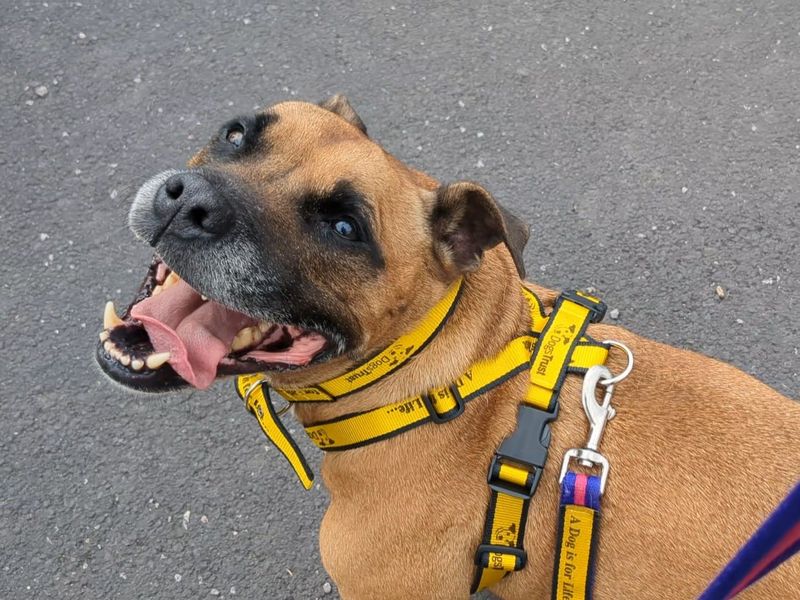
[319,94,367,135]
[431,181,529,279]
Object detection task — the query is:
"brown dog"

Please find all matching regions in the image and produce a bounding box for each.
[97,96,799,598]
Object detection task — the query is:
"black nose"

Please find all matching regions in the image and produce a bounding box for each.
[153,172,235,240]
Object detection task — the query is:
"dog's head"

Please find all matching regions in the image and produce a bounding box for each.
[97,96,529,392]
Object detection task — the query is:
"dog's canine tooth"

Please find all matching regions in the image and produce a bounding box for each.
[145,352,171,370]
[163,271,180,289]
[152,285,163,296]
[131,358,144,371]
[119,354,131,367]
[99,330,110,342]
[104,301,124,330]
[201,295,208,301]
[231,327,253,351]
[258,321,272,333]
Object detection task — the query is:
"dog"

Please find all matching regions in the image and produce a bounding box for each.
[97,95,799,598]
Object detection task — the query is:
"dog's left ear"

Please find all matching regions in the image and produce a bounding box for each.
[431,181,529,278]
[319,94,367,135]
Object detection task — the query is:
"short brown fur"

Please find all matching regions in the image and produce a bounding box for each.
[196,99,799,598]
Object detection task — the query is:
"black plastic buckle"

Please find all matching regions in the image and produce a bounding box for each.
[561,289,607,323]
[475,544,527,570]
[421,385,465,424]
[487,403,559,500]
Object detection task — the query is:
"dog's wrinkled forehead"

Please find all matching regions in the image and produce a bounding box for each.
[190,98,388,194]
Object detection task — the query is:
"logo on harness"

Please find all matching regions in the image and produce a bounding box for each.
[308,428,335,447]
[494,523,517,546]
[343,343,415,383]
[535,324,576,376]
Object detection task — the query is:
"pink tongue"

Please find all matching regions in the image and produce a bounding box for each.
[131,280,256,389]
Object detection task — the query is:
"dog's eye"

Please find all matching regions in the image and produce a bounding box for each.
[331,218,359,241]
[226,126,244,148]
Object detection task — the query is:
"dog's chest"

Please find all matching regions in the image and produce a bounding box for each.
[319,492,480,599]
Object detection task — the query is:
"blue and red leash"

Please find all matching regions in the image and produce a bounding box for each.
[699,480,800,599]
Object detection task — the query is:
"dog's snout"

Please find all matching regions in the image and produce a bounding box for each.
[153,172,235,241]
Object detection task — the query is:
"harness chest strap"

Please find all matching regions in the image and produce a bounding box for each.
[551,362,621,600]
[472,290,607,593]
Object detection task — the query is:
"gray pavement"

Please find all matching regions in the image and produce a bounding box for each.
[1,1,798,598]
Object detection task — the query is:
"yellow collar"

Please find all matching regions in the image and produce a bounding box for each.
[274,276,464,402]
[234,286,610,489]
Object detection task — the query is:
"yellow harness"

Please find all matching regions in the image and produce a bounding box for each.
[234,278,609,593]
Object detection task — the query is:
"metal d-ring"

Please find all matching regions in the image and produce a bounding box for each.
[243,379,291,416]
[599,340,634,386]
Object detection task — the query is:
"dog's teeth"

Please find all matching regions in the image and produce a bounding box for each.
[99,330,110,342]
[249,325,265,343]
[201,295,208,301]
[131,358,144,371]
[103,340,113,353]
[104,301,124,330]
[258,321,271,333]
[110,345,123,360]
[231,327,253,351]
[119,354,131,367]
[145,352,171,370]
[163,271,180,289]
[152,285,163,296]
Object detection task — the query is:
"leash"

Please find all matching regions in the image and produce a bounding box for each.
[699,480,800,600]
[551,359,631,600]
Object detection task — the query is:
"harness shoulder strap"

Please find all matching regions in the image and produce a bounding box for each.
[235,374,315,490]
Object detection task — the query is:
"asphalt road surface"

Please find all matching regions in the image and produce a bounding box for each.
[2,1,798,599]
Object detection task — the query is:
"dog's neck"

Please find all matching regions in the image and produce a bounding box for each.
[293,247,552,426]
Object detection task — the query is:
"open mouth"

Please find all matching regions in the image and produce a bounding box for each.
[95,256,330,392]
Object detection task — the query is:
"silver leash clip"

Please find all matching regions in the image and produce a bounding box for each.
[580,365,616,461]
[559,340,633,495]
